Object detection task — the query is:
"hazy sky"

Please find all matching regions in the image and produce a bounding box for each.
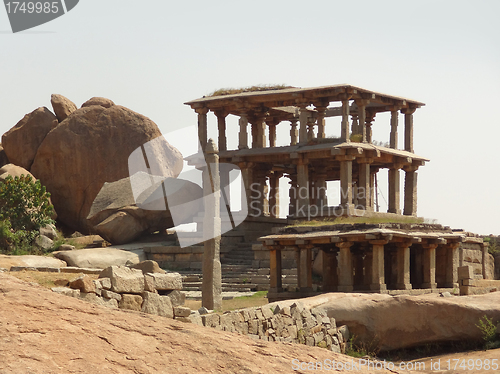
[1,1,499,235]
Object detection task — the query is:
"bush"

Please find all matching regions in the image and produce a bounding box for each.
[0,175,55,254]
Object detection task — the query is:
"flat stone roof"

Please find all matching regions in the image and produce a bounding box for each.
[185,84,425,117]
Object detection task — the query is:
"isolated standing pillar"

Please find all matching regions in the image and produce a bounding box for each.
[196,107,209,150]
[390,110,399,149]
[202,139,222,310]
[238,114,248,149]
[341,98,350,142]
[388,166,401,214]
[402,108,416,153]
[403,167,418,216]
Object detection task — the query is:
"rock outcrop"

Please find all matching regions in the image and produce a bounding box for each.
[30,103,183,232]
[0,163,34,182]
[53,247,145,269]
[81,97,115,108]
[50,94,77,122]
[1,107,57,170]
[87,173,203,244]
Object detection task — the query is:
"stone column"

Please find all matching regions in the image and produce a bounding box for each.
[202,139,222,310]
[396,242,412,290]
[369,240,387,291]
[288,174,297,217]
[336,242,353,292]
[238,114,248,150]
[307,116,316,141]
[358,160,371,210]
[422,243,438,289]
[339,156,354,210]
[268,120,277,147]
[298,245,313,292]
[215,110,227,152]
[444,242,460,288]
[240,162,254,215]
[402,108,416,153]
[296,159,310,218]
[290,119,298,146]
[363,250,373,288]
[353,252,365,289]
[268,173,280,218]
[196,107,209,151]
[298,103,309,143]
[322,248,338,292]
[251,114,266,149]
[341,98,350,142]
[269,247,283,292]
[365,111,375,144]
[403,166,418,216]
[315,103,327,139]
[351,113,359,136]
[252,168,267,218]
[315,173,327,210]
[356,100,368,143]
[390,110,399,149]
[388,165,401,214]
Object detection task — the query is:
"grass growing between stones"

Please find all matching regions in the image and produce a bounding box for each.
[8,270,97,289]
[184,291,269,312]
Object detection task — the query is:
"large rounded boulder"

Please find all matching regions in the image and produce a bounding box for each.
[30,104,183,233]
[1,107,57,170]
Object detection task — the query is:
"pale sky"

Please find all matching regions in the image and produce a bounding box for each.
[1,1,499,235]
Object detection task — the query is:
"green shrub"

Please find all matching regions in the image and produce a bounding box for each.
[476,315,497,343]
[0,175,55,254]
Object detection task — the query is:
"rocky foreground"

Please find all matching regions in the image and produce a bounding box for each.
[0,273,398,374]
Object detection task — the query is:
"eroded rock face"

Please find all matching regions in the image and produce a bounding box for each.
[30,104,183,232]
[53,247,145,269]
[51,94,77,122]
[1,107,57,170]
[81,97,115,108]
[87,174,203,244]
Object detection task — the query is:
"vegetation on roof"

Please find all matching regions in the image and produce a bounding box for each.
[287,215,429,227]
[207,84,294,97]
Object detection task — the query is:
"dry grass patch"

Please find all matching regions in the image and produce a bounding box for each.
[184,291,269,312]
[8,270,98,289]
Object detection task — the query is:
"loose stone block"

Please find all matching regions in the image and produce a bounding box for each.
[145,272,182,291]
[102,289,122,302]
[286,325,297,339]
[329,317,337,329]
[165,290,186,307]
[100,266,145,294]
[79,292,117,308]
[261,306,274,320]
[305,336,315,346]
[338,325,350,343]
[248,319,259,335]
[255,309,264,321]
[188,313,203,326]
[240,309,251,322]
[174,306,191,318]
[144,275,156,293]
[69,275,96,293]
[130,260,165,275]
[201,313,220,328]
[220,313,235,332]
[279,306,291,317]
[93,280,102,296]
[247,308,257,320]
[119,294,143,312]
[98,277,112,290]
[141,292,173,318]
[51,287,80,298]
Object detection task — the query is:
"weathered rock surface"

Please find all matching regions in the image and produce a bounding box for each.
[129,260,165,274]
[50,94,77,122]
[0,144,9,168]
[0,163,35,182]
[34,235,54,251]
[287,292,500,351]
[81,97,115,108]
[53,247,144,269]
[1,274,377,374]
[141,291,174,318]
[99,265,145,294]
[30,104,183,233]
[145,272,182,291]
[87,173,202,244]
[69,274,96,293]
[1,107,57,170]
[0,255,66,270]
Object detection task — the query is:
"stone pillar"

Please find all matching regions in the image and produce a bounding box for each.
[351,113,359,136]
[215,110,227,152]
[196,107,209,151]
[296,159,310,218]
[307,116,315,141]
[339,156,354,209]
[356,100,368,143]
[298,103,309,143]
[363,251,373,288]
[403,167,418,216]
[251,115,266,148]
[202,139,222,310]
[341,99,350,142]
[298,245,313,292]
[390,110,398,149]
[238,114,248,150]
[396,242,412,290]
[402,108,416,153]
[365,111,375,144]
[269,247,283,292]
[315,173,327,210]
[444,243,460,288]
[268,121,277,147]
[353,252,365,289]
[290,119,298,146]
[322,249,338,292]
[252,169,267,218]
[336,242,353,292]
[268,173,280,218]
[369,240,387,291]
[388,166,401,214]
[288,174,297,217]
[422,243,437,289]
[358,160,371,210]
[240,162,254,215]
[315,103,327,139]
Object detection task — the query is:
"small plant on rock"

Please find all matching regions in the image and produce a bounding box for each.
[476,315,500,349]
